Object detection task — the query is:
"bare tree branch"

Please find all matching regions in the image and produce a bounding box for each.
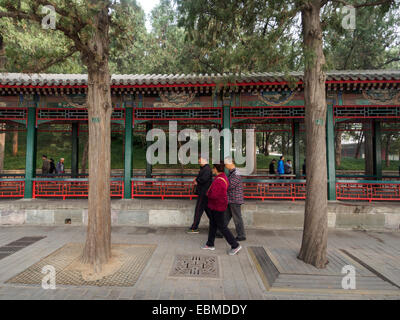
[375,55,400,68]
[24,47,78,73]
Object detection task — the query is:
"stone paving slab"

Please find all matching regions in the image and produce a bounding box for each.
[0,226,399,300]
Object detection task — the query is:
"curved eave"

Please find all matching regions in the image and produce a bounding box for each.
[0,70,399,94]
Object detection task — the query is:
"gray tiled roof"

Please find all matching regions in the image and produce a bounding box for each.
[0,70,399,86]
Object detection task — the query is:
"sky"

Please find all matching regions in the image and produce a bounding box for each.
[137,0,160,30]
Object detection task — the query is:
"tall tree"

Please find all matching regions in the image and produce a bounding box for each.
[0,0,139,273]
[177,0,396,268]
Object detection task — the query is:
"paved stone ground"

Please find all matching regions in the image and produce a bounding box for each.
[0,226,399,300]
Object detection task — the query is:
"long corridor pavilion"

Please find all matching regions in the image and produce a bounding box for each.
[0,70,399,202]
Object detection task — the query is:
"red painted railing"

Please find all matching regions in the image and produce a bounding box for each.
[132,179,196,200]
[336,181,400,202]
[1,178,400,202]
[242,180,306,201]
[131,178,306,201]
[0,180,25,198]
[33,180,123,199]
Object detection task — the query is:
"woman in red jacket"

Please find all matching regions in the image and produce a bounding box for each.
[202,163,242,255]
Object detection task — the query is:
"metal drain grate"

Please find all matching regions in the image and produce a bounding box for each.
[0,236,46,261]
[169,255,219,279]
[7,243,157,287]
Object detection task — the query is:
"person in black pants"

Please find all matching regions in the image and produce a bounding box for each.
[187,155,212,234]
[201,163,241,256]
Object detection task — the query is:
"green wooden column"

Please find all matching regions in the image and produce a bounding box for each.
[24,98,38,199]
[221,105,231,161]
[373,120,382,180]
[71,122,79,178]
[124,106,133,199]
[326,102,336,200]
[220,92,231,164]
[146,122,153,178]
[292,121,300,178]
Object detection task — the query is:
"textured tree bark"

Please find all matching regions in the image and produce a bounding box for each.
[12,124,18,156]
[335,124,342,167]
[0,33,6,71]
[298,0,328,269]
[81,6,112,272]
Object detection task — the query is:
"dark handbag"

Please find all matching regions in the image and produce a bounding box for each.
[193,184,199,195]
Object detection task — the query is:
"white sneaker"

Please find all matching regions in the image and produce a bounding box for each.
[228,245,242,256]
[201,245,215,251]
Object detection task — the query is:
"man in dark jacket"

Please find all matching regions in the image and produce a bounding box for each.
[42,155,50,175]
[188,155,212,234]
[224,158,246,241]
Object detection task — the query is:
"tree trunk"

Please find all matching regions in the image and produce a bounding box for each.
[12,124,18,156]
[354,132,363,159]
[0,33,6,71]
[81,6,112,272]
[298,1,328,269]
[335,124,342,167]
[264,132,270,156]
[0,123,5,173]
[81,138,89,174]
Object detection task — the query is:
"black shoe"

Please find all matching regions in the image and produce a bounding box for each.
[216,233,223,238]
[235,237,246,241]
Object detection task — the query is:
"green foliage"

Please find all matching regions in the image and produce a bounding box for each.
[323,3,400,70]
[1,18,84,73]
[177,0,302,74]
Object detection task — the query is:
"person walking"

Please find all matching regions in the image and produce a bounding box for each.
[201,163,242,256]
[41,155,50,175]
[224,158,246,241]
[187,155,212,234]
[277,156,285,175]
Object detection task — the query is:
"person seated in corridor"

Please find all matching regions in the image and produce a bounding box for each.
[56,158,65,174]
[284,159,293,174]
[201,163,242,256]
